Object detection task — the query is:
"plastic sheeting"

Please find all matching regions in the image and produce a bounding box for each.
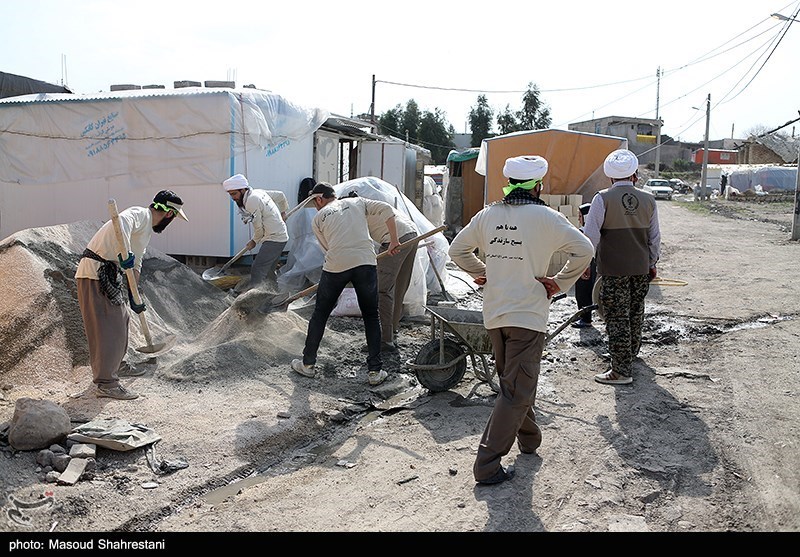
[422,176,445,228]
[727,165,798,193]
[0,88,329,187]
[277,176,451,316]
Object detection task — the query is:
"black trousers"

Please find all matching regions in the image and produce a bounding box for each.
[574,258,597,323]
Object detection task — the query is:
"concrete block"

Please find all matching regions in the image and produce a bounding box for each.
[69,443,96,459]
[57,458,88,485]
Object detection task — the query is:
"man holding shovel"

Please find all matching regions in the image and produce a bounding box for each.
[341,191,419,353]
[291,182,400,387]
[222,174,288,295]
[75,190,188,400]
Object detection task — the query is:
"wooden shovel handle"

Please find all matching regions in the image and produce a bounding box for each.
[218,244,251,274]
[108,199,154,347]
[279,225,447,306]
[284,193,320,221]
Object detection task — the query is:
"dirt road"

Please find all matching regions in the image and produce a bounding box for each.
[1,195,798,534]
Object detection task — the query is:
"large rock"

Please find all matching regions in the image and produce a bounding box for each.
[8,398,71,451]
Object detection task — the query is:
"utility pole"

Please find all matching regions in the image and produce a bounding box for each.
[654,67,662,178]
[792,145,800,241]
[370,74,376,131]
[700,93,711,201]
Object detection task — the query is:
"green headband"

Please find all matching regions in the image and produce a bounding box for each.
[152,202,179,215]
[503,178,542,196]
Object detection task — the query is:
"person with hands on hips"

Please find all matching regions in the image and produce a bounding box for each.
[449,155,593,486]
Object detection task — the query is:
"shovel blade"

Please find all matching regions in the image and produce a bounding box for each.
[135,334,177,356]
[202,268,222,280]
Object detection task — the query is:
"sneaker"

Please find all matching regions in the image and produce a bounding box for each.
[95,384,139,400]
[117,361,146,377]
[476,465,515,485]
[291,358,316,378]
[368,369,388,386]
[594,370,633,385]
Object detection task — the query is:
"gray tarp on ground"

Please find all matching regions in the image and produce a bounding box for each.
[68,418,161,451]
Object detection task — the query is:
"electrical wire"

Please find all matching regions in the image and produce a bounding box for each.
[376,4,800,139]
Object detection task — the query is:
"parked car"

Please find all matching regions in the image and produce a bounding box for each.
[668,178,691,194]
[643,179,673,200]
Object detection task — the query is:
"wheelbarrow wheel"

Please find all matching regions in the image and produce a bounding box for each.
[414,338,468,392]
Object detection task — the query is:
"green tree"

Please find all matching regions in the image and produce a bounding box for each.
[400,99,421,144]
[516,82,551,130]
[418,108,456,164]
[469,94,493,147]
[497,104,520,135]
[377,105,403,137]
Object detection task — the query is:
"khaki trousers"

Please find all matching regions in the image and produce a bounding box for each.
[474,327,544,482]
[77,278,129,388]
[377,231,417,343]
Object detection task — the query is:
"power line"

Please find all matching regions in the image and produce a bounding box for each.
[376,6,797,139]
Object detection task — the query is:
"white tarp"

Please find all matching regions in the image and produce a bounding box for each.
[0,88,329,186]
[0,88,329,257]
[278,177,452,316]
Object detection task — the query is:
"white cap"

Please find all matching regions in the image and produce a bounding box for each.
[223,174,249,191]
[603,149,639,179]
[503,155,548,181]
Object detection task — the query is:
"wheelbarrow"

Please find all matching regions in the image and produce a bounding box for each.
[406,294,595,393]
[406,305,499,393]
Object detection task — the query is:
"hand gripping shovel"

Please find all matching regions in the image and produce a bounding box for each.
[108,200,176,356]
[267,225,447,313]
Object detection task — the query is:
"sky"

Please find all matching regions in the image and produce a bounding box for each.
[3,0,800,146]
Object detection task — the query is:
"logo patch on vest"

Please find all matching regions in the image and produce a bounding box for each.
[621,192,639,214]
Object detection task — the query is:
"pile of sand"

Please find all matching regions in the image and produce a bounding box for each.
[0,221,348,397]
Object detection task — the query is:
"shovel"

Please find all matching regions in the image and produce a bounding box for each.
[108,200,176,356]
[201,194,321,289]
[267,225,447,312]
[201,244,250,289]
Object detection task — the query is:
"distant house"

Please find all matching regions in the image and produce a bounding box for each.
[692,149,738,165]
[0,71,72,98]
[737,132,800,165]
[569,115,696,168]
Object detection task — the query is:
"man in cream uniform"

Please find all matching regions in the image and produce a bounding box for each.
[291,183,401,386]
[222,174,289,294]
[449,155,593,485]
[363,199,419,352]
[75,190,188,400]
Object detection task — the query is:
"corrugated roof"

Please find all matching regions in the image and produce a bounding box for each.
[0,86,236,105]
[755,133,800,164]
